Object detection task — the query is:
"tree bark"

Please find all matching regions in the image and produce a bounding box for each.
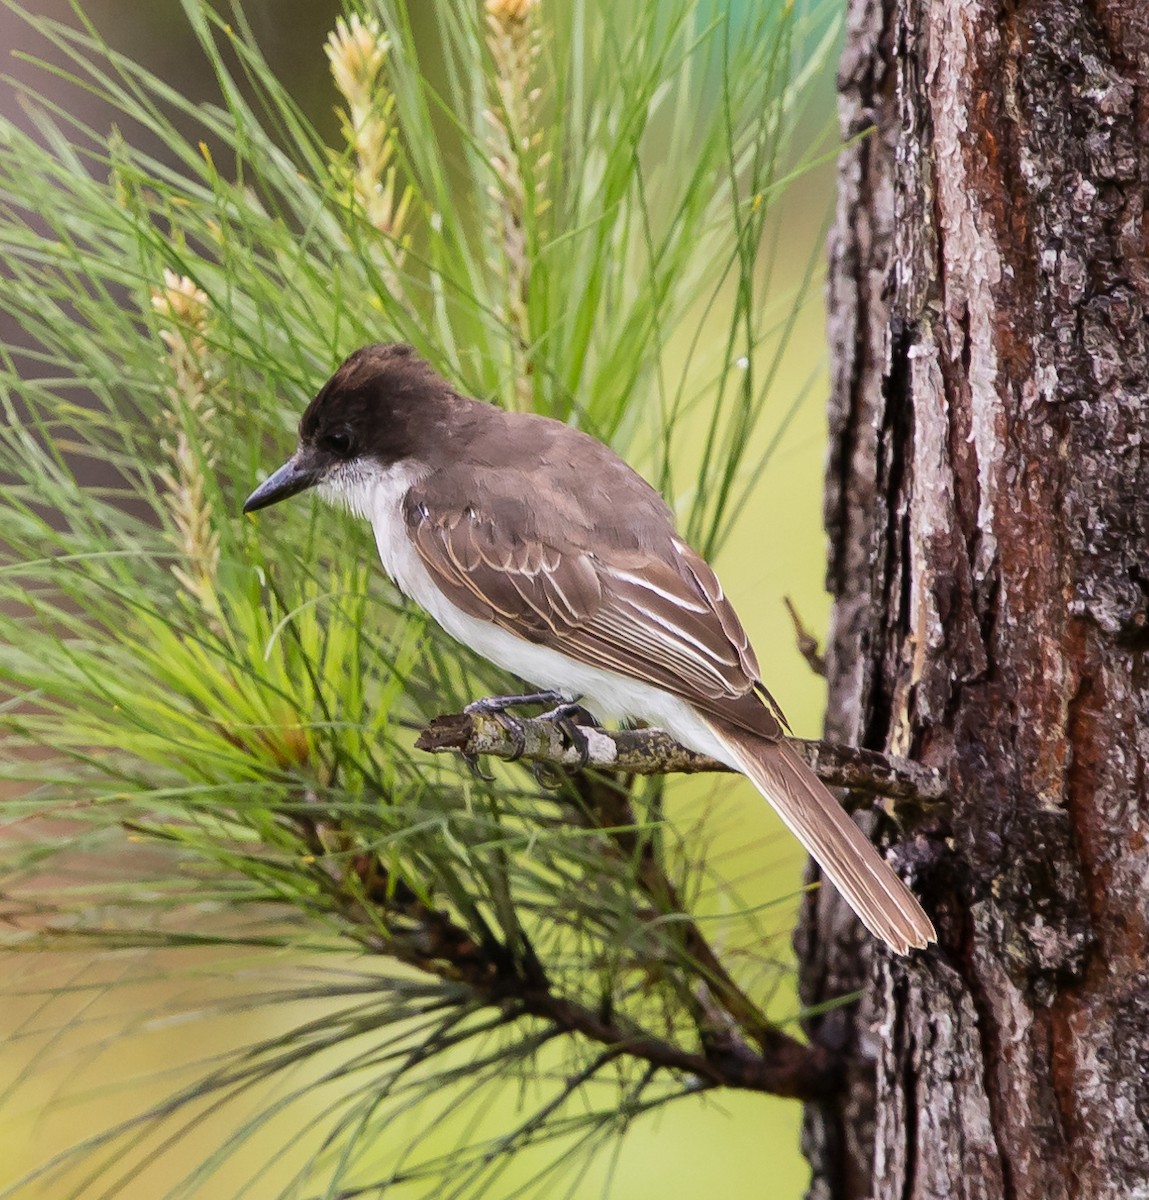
[805,1,1149,1197]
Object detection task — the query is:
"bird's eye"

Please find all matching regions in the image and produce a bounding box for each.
[322,430,353,456]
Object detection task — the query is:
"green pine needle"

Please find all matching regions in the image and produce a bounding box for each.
[0,0,842,1195]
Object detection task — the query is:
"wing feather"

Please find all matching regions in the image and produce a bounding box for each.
[402,480,779,736]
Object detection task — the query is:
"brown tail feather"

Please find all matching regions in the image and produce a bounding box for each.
[709,722,936,954]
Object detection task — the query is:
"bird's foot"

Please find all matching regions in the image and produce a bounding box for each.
[464,690,568,764]
[536,702,599,771]
[465,690,568,715]
[463,692,602,769]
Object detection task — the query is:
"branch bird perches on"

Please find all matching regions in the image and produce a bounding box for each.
[416,710,947,810]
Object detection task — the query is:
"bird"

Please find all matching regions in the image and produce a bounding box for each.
[244,343,936,954]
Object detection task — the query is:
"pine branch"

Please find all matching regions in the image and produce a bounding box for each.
[398,707,942,1103]
[416,711,948,808]
[291,792,839,1103]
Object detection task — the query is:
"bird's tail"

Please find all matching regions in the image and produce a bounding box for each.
[707,720,936,955]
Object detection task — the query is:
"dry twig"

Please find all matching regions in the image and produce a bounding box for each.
[783,595,827,677]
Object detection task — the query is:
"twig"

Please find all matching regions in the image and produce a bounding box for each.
[570,768,778,1057]
[783,595,827,677]
[415,711,947,808]
[289,789,838,1101]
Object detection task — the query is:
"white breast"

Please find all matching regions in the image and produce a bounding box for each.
[318,460,735,768]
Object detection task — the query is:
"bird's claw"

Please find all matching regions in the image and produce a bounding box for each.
[532,761,567,790]
[497,711,527,762]
[537,703,593,771]
[463,749,496,782]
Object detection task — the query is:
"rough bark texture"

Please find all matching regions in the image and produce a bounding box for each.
[805,1,1149,1198]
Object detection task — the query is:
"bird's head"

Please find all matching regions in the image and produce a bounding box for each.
[242,343,450,515]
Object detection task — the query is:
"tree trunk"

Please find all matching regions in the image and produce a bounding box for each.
[804,1,1149,1197]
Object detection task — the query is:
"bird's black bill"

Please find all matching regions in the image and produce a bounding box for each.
[243,455,320,513]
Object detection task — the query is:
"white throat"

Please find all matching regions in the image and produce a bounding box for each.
[319,459,429,597]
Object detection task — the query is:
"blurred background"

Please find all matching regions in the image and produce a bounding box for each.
[0,1,839,1196]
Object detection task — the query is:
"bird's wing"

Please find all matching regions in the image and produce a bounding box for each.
[402,481,784,738]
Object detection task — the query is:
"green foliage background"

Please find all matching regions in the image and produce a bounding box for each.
[0,1,840,1196]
